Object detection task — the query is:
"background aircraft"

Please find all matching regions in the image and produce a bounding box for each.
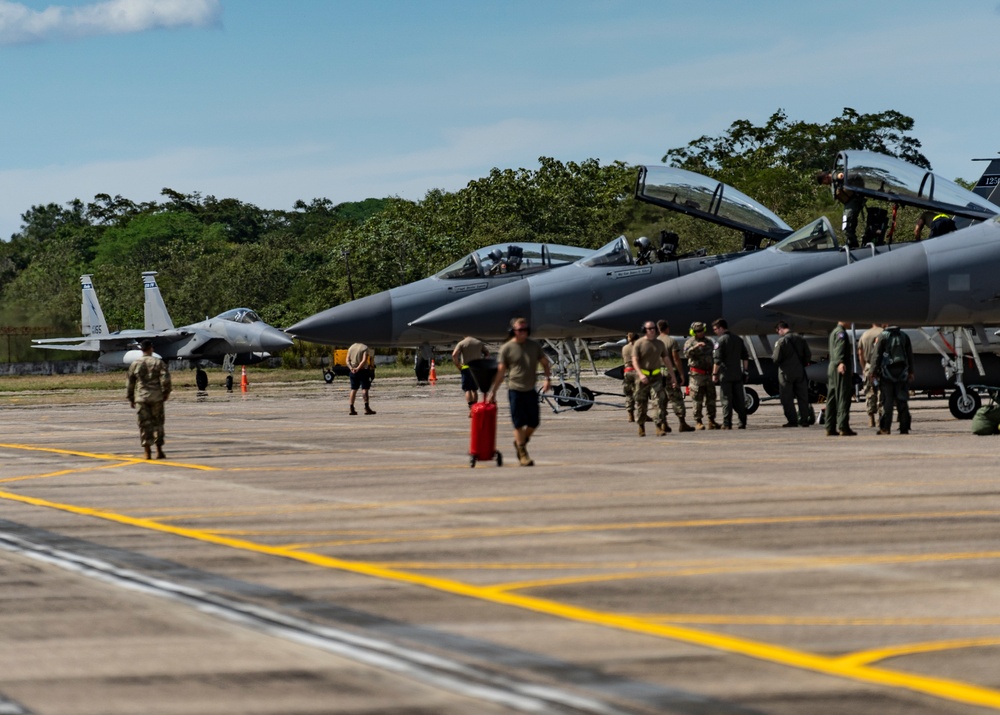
[286,242,594,357]
[34,272,293,388]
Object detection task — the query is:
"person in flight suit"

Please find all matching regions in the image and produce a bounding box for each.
[126,339,172,460]
[816,170,866,248]
[657,320,695,432]
[772,321,812,427]
[683,321,718,430]
[711,318,749,429]
[825,321,857,436]
[631,321,678,437]
[871,325,915,435]
[452,336,489,413]
[621,332,638,423]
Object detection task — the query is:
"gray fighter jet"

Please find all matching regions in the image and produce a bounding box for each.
[286,243,594,351]
[583,151,999,342]
[409,165,793,342]
[34,272,293,382]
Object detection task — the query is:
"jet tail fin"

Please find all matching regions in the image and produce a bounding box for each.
[80,275,109,337]
[142,271,174,331]
[971,157,1000,208]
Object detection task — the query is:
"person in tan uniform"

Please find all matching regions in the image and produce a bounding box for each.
[857,323,884,428]
[631,321,678,437]
[126,340,172,459]
[683,322,718,429]
[621,332,637,422]
[656,319,694,432]
[452,336,489,412]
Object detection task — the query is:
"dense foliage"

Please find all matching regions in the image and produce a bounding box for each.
[0,108,940,361]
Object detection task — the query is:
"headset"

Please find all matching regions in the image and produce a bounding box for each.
[508,318,530,338]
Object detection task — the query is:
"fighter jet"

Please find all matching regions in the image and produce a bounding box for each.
[286,242,594,349]
[409,165,793,342]
[583,151,999,342]
[34,272,293,386]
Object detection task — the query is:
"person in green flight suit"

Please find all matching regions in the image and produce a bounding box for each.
[825,321,857,436]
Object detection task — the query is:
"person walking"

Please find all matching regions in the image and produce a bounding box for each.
[825,321,856,436]
[632,321,678,437]
[711,319,749,429]
[347,342,376,415]
[683,321,719,429]
[871,325,915,435]
[126,339,172,460]
[487,317,552,466]
[772,321,812,427]
[621,332,638,423]
[657,320,695,432]
[452,336,489,413]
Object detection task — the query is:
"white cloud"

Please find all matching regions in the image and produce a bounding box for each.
[0,0,220,45]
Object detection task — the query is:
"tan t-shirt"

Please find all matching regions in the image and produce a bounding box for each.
[633,336,667,374]
[499,338,544,392]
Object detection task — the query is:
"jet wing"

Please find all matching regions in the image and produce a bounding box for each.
[32,328,192,352]
[833,150,999,221]
[636,165,794,241]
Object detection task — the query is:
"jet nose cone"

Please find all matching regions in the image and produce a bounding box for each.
[764,245,930,325]
[412,281,530,340]
[260,326,295,352]
[287,292,394,345]
[584,269,723,332]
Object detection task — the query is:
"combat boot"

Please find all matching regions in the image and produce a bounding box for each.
[514,441,534,466]
[655,423,667,436]
[695,421,705,430]
[627,410,634,423]
[364,404,376,415]
[156,446,166,460]
[868,414,876,427]
[637,423,646,437]
[707,420,721,430]
[143,445,151,460]
[678,418,695,433]
[661,421,672,433]
[349,405,358,416]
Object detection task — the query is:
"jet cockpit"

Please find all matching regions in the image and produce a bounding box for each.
[438,243,592,280]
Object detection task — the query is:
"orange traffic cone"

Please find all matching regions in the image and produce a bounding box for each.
[241,365,248,392]
[428,359,437,384]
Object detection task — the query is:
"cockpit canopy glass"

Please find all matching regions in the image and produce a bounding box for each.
[836,151,999,221]
[436,242,592,280]
[217,308,262,324]
[638,165,792,238]
[578,236,633,267]
[774,217,838,253]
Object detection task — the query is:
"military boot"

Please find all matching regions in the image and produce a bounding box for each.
[514,440,534,466]
[678,417,695,433]
[637,423,646,437]
[627,410,634,423]
[349,405,358,416]
[156,446,166,460]
[143,445,152,460]
[364,404,376,415]
[661,421,672,433]
[708,420,721,430]
[695,421,705,430]
[655,423,667,436]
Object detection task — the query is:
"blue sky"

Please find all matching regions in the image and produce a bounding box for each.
[2,0,999,241]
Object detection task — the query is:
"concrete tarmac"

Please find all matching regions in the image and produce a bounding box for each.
[1,374,999,714]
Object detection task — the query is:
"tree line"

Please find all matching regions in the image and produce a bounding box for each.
[0,109,933,361]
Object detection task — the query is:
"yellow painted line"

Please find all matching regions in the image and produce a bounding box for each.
[0,443,218,471]
[644,614,1000,627]
[282,509,1000,549]
[837,637,1000,666]
[2,488,1000,710]
[0,461,131,484]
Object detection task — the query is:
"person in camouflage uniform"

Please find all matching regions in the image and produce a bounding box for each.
[621,332,638,422]
[657,320,695,432]
[126,340,172,459]
[631,321,678,437]
[683,321,718,429]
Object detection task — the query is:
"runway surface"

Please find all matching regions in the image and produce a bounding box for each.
[1,374,999,714]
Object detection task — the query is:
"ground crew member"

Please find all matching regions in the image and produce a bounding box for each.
[772,321,812,427]
[872,325,915,435]
[487,317,551,466]
[621,332,638,422]
[452,336,489,413]
[347,342,376,415]
[656,320,694,432]
[632,321,678,437]
[683,321,718,429]
[126,339,172,460]
[711,318,749,429]
[857,323,884,427]
[825,321,856,436]
[816,170,866,248]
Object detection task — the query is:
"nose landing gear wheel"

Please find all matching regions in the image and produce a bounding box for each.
[744,386,760,415]
[949,389,981,419]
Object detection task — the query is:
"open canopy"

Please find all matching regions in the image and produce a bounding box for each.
[436,242,593,280]
[833,150,999,221]
[636,165,793,242]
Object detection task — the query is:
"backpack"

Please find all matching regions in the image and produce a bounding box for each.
[880,329,909,381]
[972,403,1000,436]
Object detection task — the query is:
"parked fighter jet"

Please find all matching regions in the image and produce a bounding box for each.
[583,152,999,341]
[409,166,793,343]
[34,272,293,388]
[286,242,594,349]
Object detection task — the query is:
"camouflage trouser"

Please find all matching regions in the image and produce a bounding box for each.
[863,364,882,417]
[623,371,636,414]
[634,376,667,428]
[136,400,166,447]
[662,376,686,418]
[688,373,716,422]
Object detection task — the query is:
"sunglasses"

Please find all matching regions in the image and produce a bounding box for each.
[514,327,529,332]
[644,326,656,330]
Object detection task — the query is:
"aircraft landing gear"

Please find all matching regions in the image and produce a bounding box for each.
[744,386,760,415]
[195,368,208,391]
[949,388,981,419]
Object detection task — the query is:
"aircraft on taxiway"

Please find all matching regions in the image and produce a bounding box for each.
[33,272,293,390]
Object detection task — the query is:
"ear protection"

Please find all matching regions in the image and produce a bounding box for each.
[508,319,530,337]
